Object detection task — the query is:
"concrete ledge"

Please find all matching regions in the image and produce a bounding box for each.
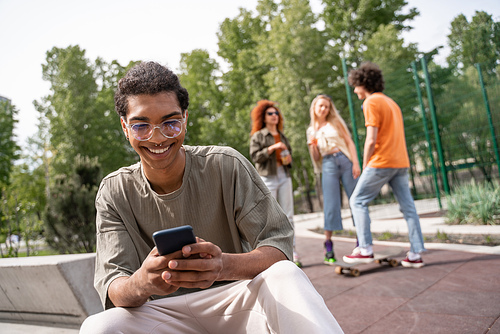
[0,253,103,328]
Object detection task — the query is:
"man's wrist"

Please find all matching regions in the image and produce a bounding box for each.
[109,275,149,308]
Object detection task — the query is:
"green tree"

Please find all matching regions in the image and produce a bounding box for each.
[92,58,140,175]
[1,106,51,257]
[0,189,20,257]
[27,108,52,200]
[0,98,21,256]
[317,0,420,148]
[433,65,497,183]
[0,99,19,185]
[321,0,418,62]
[447,11,500,75]
[261,0,338,211]
[43,155,101,254]
[207,0,422,211]
[178,49,224,145]
[216,7,272,157]
[1,163,45,257]
[37,45,137,177]
[39,45,98,175]
[170,0,445,209]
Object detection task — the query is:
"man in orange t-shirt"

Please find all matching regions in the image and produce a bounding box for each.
[343,62,426,268]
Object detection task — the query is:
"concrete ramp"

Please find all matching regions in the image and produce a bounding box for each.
[0,253,103,328]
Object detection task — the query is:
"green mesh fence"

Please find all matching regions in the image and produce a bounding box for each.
[343,59,500,208]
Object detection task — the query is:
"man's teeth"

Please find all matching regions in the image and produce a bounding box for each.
[149,146,170,154]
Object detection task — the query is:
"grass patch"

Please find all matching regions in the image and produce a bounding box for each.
[332,230,356,237]
[446,181,500,225]
[377,231,395,241]
[16,249,59,257]
[436,230,449,242]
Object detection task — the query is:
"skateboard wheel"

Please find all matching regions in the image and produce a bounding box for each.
[351,268,360,277]
[389,259,399,267]
[375,259,381,264]
[334,266,343,275]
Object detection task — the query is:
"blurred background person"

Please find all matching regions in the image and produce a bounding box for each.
[344,62,426,267]
[250,100,301,267]
[307,94,360,264]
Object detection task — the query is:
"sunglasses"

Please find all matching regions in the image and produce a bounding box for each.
[266,111,279,116]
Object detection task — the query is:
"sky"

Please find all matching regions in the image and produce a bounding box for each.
[0,0,499,145]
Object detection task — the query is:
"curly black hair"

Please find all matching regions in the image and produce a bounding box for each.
[348,62,385,93]
[114,61,189,117]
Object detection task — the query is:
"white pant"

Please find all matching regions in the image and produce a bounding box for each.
[260,166,294,224]
[80,261,343,333]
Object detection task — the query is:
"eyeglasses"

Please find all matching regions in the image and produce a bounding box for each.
[122,117,185,141]
[266,111,279,116]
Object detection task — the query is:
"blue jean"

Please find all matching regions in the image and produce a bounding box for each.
[322,152,358,231]
[349,167,426,253]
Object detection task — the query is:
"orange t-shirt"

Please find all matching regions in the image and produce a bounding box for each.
[363,92,410,168]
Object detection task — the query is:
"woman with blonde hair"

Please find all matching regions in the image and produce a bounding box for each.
[307,94,360,264]
[250,100,301,267]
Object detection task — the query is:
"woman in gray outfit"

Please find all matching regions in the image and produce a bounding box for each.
[250,100,301,267]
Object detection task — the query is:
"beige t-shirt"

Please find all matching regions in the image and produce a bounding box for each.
[306,123,351,173]
[94,145,293,309]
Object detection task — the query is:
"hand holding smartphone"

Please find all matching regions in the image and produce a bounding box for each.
[152,225,197,256]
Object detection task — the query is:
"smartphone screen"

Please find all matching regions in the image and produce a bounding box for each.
[152,225,197,256]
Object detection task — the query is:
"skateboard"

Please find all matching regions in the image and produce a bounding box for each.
[334,247,404,277]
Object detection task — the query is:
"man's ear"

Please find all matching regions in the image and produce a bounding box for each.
[184,110,189,130]
[120,117,129,139]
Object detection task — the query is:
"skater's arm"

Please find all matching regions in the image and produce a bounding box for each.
[340,126,361,178]
[363,126,378,169]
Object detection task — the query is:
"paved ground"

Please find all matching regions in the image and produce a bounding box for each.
[296,235,500,333]
[294,201,500,334]
[3,199,500,333]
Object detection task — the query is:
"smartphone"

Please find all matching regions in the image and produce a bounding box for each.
[152,225,197,256]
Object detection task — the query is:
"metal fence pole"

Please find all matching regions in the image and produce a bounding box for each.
[411,61,442,208]
[475,63,500,179]
[420,57,450,194]
[342,58,362,165]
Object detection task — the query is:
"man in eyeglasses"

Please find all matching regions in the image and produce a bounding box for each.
[80,61,342,333]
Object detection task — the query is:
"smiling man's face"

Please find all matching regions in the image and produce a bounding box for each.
[121,92,187,174]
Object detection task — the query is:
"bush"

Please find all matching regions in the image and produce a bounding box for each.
[43,155,101,253]
[445,181,500,225]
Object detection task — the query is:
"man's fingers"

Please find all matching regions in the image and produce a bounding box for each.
[182,241,221,258]
[168,257,217,271]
